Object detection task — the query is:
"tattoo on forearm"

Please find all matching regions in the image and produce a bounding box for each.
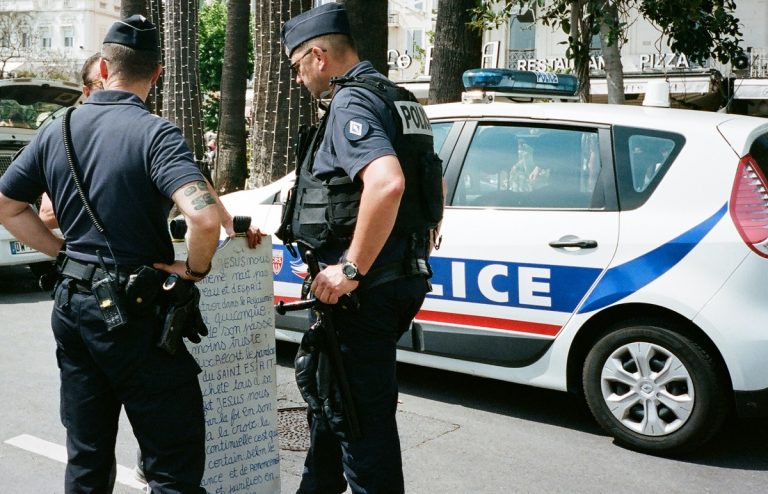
[192,193,216,210]
[184,181,208,196]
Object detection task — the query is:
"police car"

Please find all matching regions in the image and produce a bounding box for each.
[222,69,768,454]
[0,79,82,274]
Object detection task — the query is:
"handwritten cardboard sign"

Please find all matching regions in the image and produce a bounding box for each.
[176,236,280,494]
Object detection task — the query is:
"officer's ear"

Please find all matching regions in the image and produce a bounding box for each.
[150,64,163,86]
[99,57,109,80]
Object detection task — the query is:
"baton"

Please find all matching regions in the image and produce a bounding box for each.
[287,250,362,440]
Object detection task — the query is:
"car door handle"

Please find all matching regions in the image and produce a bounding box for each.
[548,239,598,249]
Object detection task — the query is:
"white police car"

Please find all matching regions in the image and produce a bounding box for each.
[222,69,768,454]
[0,79,82,274]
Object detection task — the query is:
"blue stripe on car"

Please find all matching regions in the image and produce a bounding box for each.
[578,203,728,314]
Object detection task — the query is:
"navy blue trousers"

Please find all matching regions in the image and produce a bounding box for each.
[297,275,429,494]
[51,279,206,494]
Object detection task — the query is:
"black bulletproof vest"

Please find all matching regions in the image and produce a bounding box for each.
[278,75,443,254]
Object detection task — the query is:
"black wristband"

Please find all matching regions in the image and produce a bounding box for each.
[185,258,211,280]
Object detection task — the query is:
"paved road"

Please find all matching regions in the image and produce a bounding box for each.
[1,264,767,493]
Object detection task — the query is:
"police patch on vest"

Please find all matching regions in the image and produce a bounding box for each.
[344,118,369,141]
[395,101,433,136]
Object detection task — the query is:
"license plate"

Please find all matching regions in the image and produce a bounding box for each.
[10,240,37,255]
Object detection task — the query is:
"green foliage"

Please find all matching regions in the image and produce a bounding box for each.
[199,0,227,92]
[640,0,743,64]
[199,0,254,133]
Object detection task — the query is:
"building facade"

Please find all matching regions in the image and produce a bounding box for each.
[0,0,120,81]
[386,0,768,116]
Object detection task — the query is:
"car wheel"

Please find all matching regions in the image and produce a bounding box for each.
[583,323,728,455]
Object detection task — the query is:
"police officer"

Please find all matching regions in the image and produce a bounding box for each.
[0,16,218,493]
[281,3,443,493]
[39,53,102,229]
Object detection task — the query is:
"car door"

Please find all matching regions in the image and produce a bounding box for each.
[412,119,620,368]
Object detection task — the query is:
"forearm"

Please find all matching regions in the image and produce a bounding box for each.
[204,178,233,234]
[1,204,64,257]
[185,216,219,273]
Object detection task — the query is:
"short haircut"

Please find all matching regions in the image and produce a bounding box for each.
[101,43,159,83]
[293,33,356,59]
[80,52,101,85]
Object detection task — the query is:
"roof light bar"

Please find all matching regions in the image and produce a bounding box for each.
[462,68,579,98]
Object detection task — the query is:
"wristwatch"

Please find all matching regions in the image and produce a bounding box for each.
[341,260,365,281]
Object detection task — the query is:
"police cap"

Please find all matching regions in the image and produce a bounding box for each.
[281,2,351,57]
[103,15,160,56]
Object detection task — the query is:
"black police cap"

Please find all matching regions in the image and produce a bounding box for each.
[103,15,160,56]
[281,2,351,57]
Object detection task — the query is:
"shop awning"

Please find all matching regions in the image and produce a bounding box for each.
[589,71,721,109]
[733,78,768,100]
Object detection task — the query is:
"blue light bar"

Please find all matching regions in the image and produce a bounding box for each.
[462,68,579,97]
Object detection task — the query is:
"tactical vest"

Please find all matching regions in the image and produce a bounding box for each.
[276,75,443,255]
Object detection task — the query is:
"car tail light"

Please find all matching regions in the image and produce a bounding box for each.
[730,154,768,257]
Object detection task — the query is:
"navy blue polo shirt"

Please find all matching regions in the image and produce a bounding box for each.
[0,90,204,267]
[312,61,408,266]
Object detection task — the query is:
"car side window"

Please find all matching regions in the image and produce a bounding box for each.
[613,126,685,210]
[431,122,451,154]
[452,124,602,209]
[627,135,676,192]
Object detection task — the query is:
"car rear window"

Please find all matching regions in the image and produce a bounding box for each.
[613,126,685,210]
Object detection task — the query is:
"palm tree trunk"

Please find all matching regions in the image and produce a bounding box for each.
[249,0,314,188]
[429,0,482,104]
[163,0,206,171]
[122,0,164,115]
[213,0,250,193]
[120,0,146,17]
[341,0,388,75]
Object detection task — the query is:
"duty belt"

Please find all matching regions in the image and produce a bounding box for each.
[58,255,133,287]
[358,258,430,291]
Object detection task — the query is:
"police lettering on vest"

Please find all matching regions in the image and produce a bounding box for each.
[277,75,443,256]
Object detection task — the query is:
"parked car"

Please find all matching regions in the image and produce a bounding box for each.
[0,79,82,275]
[222,69,768,455]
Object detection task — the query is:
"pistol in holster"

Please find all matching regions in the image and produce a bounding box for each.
[124,267,208,354]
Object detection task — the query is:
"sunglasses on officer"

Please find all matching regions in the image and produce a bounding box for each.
[290,47,327,75]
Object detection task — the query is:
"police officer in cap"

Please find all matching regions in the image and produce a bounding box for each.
[0,15,217,493]
[281,3,443,493]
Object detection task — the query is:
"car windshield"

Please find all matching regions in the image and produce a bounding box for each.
[0,98,68,130]
[0,81,82,130]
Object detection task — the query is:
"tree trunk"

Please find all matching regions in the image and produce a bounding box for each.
[213,0,250,193]
[120,0,147,17]
[570,0,592,102]
[428,0,482,104]
[163,0,206,172]
[599,0,625,104]
[341,0,388,75]
[146,0,164,115]
[121,0,163,115]
[249,0,315,188]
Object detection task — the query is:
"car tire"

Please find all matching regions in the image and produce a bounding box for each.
[583,323,729,455]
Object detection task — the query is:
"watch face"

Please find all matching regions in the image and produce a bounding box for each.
[342,262,357,279]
